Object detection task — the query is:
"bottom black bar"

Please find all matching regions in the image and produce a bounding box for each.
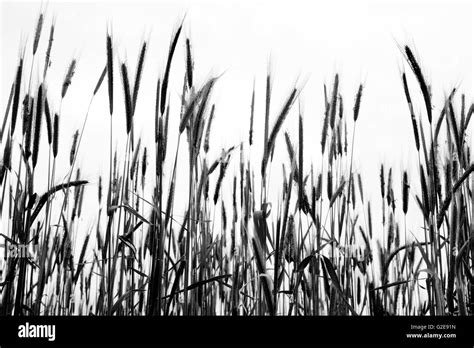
[0,316,472,347]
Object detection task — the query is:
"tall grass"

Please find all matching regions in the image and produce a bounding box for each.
[0,10,472,316]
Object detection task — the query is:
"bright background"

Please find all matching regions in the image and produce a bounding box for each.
[1,0,473,243]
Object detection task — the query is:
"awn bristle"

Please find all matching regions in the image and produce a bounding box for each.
[93,66,107,96]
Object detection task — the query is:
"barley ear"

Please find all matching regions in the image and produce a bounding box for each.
[61,59,77,99]
[106,32,114,116]
[32,83,44,168]
[33,12,44,55]
[11,58,23,136]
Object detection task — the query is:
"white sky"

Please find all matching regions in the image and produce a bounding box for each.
[1,0,473,245]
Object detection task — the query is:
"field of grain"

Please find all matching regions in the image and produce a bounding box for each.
[0,7,473,316]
